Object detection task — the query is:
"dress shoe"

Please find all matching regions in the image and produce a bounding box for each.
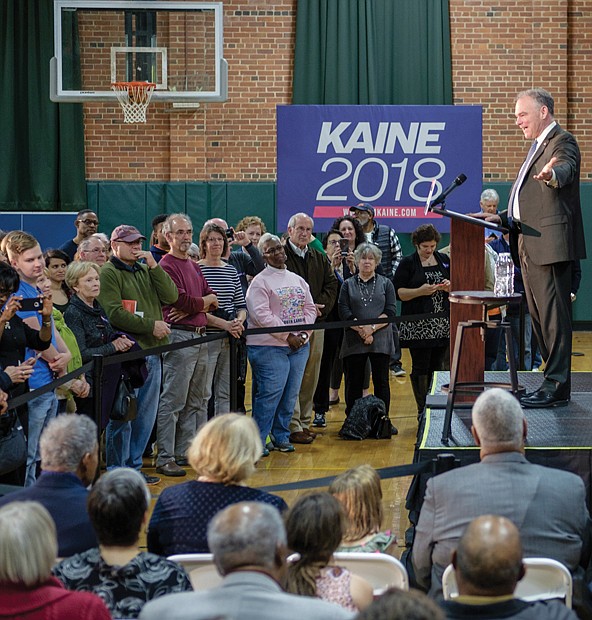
[520,386,569,408]
[289,431,314,444]
[175,457,189,467]
[155,461,187,477]
[303,428,317,439]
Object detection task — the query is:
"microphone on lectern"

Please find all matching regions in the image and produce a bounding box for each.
[430,174,467,208]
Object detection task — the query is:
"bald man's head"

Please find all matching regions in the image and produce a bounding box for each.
[453,515,524,596]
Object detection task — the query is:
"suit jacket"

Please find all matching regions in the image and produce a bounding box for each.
[0,471,97,557]
[412,452,590,597]
[505,124,586,266]
[138,570,354,620]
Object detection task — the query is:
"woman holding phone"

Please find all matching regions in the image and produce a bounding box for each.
[394,224,451,418]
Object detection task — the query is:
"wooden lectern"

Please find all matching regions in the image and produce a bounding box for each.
[449,216,485,382]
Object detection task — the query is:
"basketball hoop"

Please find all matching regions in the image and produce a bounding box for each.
[111,81,156,123]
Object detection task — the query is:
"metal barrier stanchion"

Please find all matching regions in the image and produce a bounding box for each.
[92,354,104,483]
[229,335,238,412]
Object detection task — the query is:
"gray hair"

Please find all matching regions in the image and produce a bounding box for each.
[0,502,57,586]
[354,242,382,266]
[516,88,554,116]
[480,189,499,203]
[287,212,314,229]
[40,414,97,472]
[472,388,524,450]
[163,213,192,234]
[258,233,282,252]
[187,242,200,258]
[208,502,286,574]
[78,237,104,253]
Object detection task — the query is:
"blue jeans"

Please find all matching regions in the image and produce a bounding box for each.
[25,391,58,487]
[106,355,161,471]
[248,344,309,447]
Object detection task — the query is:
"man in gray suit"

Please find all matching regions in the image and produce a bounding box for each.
[412,388,590,598]
[139,502,353,620]
[480,88,586,407]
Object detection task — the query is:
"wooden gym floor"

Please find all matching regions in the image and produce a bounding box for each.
[142,332,592,559]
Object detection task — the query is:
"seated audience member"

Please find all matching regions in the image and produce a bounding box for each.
[59,209,100,260]
[0,261,52,485]
[439,515,578,620]
[329,464,396,554]
[0,414,98,557]
[286,492,373,612]
[354,588,445,620]
[246,233,317,455]
[0,501,110,619]
[412,388,591,597]
[44,249,71,311]
[77,236,108,267]
[147,414,287,556]
[140,502,354,620]
[149,214,170,263]
[53,468,191,619]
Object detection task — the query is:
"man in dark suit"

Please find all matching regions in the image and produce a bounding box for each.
[439,515,578,619]
[412,388,590,598]
[485,88,586,407]
[0,413,98,557]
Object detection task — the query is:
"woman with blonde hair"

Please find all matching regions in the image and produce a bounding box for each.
[329,464,397,554]
[0,501,110,619]
[147,414,287,556]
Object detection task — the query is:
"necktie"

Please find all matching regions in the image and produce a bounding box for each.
[508,140,538,223]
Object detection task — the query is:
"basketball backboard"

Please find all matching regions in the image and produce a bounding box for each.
[50,1,227,103]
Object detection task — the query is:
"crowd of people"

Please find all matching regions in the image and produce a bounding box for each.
[0,394,585,619]
[0,204,423,487]
[0,177,585,618]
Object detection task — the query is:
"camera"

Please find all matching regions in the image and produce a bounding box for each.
[20,297,42,312]
[225,227,234,240]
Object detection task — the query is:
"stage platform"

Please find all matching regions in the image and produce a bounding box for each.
[414,371,592,508]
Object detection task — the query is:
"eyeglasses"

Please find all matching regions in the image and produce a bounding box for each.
[117,239,142,246]
[206,237,225,244]
[78,219,99,226]
[263,246,285,256]
[327,239,341,246]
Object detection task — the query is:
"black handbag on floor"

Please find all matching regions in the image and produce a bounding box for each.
[110,375,138,422]
[0,411,27,475]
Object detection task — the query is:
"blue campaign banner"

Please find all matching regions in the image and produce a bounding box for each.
[277,105,483,233]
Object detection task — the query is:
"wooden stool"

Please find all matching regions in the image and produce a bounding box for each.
[441,291,523,445]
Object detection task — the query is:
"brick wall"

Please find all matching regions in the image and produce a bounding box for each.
[83,0,592,182]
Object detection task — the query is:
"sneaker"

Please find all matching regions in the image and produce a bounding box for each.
[276,443,295,453]
[313,413,327,428]
[261,447,270,458]
[141,472,160,485]
[390,365,406,377]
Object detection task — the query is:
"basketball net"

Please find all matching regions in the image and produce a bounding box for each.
[111,82,156,123]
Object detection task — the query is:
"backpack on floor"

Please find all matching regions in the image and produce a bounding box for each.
[339,395,391,440]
